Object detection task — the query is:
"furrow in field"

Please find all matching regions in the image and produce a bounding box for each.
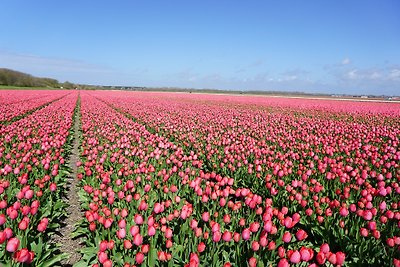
[53,94,83,266]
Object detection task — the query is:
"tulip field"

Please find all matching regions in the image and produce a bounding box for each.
[0,90,77,266]
[0,90,399,267]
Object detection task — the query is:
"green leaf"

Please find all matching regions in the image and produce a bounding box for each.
[31,240,44,259]
[0,261,13,267]
[54,201,66,210]
[148,242,157,267]
[40,253,68,267]
[73,260,91,267]
[48,222,61,229]
[212,250,221,266]
[71,226,89,238]
[222,250,229,263]
[113,252,124,265]
[123,256,135,264]
[80,247,98,255]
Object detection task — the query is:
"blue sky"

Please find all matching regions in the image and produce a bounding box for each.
[1,1,399,95]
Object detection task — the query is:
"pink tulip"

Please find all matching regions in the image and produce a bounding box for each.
[133,214,143,225]
[300,247,312,261]
[133,234,143,246]
[49,183,57,192]
[222,231,232,242]
[148,225,156,236]
[360,228,369,237]
[290,250,301,264]
[103,260,113,267]
[295,229,308,241]
[0,231,6,244]
[336,251,346,266]
[18,218,29,230]
[116,228,126,239]
[123,240,132,249]
[277,258,289,267]
[249,222,260,232]
[130,225,139,237]
[197,242,206,253]
[251,241,260,251]
[4,228,13,239]
[0,214,6,225]
[320,243,330,254]
[202,212,210,222]
[248,257,257,267]
[339,207,349,217]
[328,252,337,265]
[283,217,293,228]
[282,232,292,243]
[6,237,20,253]
[14,248,34,263]
[242,228,251,241]
[363,210,373,221]
[316,251,326,265]
[165,228,173,239]
[136,252,144,264]
[213,231,221,242]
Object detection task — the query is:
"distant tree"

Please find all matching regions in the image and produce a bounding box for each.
[62,81,74,89]
[0,68,61,87]
[41,78,59,87]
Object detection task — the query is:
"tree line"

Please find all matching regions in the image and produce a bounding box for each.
[0,68,75,88]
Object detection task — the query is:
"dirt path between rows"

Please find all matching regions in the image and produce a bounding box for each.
[56,95,82,266]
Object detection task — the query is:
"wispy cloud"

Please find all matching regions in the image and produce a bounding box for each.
[170,68,325,93]
[280,69,309,81]
[331,65,400,95]
[388,68,400,80]
[2,49,398,95]
[340,66,400,82]
[172,62,399,95]
[175,68,199,82]
[321,58,400,95]
[324,57,352,70]
[0,50,115,82]
[0,51,113,72]
[248,59,265,68]
[235,59,265,73]
[341,57,351,65]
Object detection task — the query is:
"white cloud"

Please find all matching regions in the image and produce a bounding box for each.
[283,75,297,81]
[248,59,265,68]
[346,69,358,79]
[332,65,400,95]
[0,50,115,83]
[169,64,398,95]
[235,59,265,73]
[341,58,351,65]
[342,67,400,82]
[0,51,111,73]
[388,69,400,80]
[169,68,325,93]
[1,49,397,95]
[370,71,382,80]
[280,69,309,81]
[175,68,199,82]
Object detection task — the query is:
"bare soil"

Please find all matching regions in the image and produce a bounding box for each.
[53,96,82,266]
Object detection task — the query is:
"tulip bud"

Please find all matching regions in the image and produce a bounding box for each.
[6,237,20,253]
